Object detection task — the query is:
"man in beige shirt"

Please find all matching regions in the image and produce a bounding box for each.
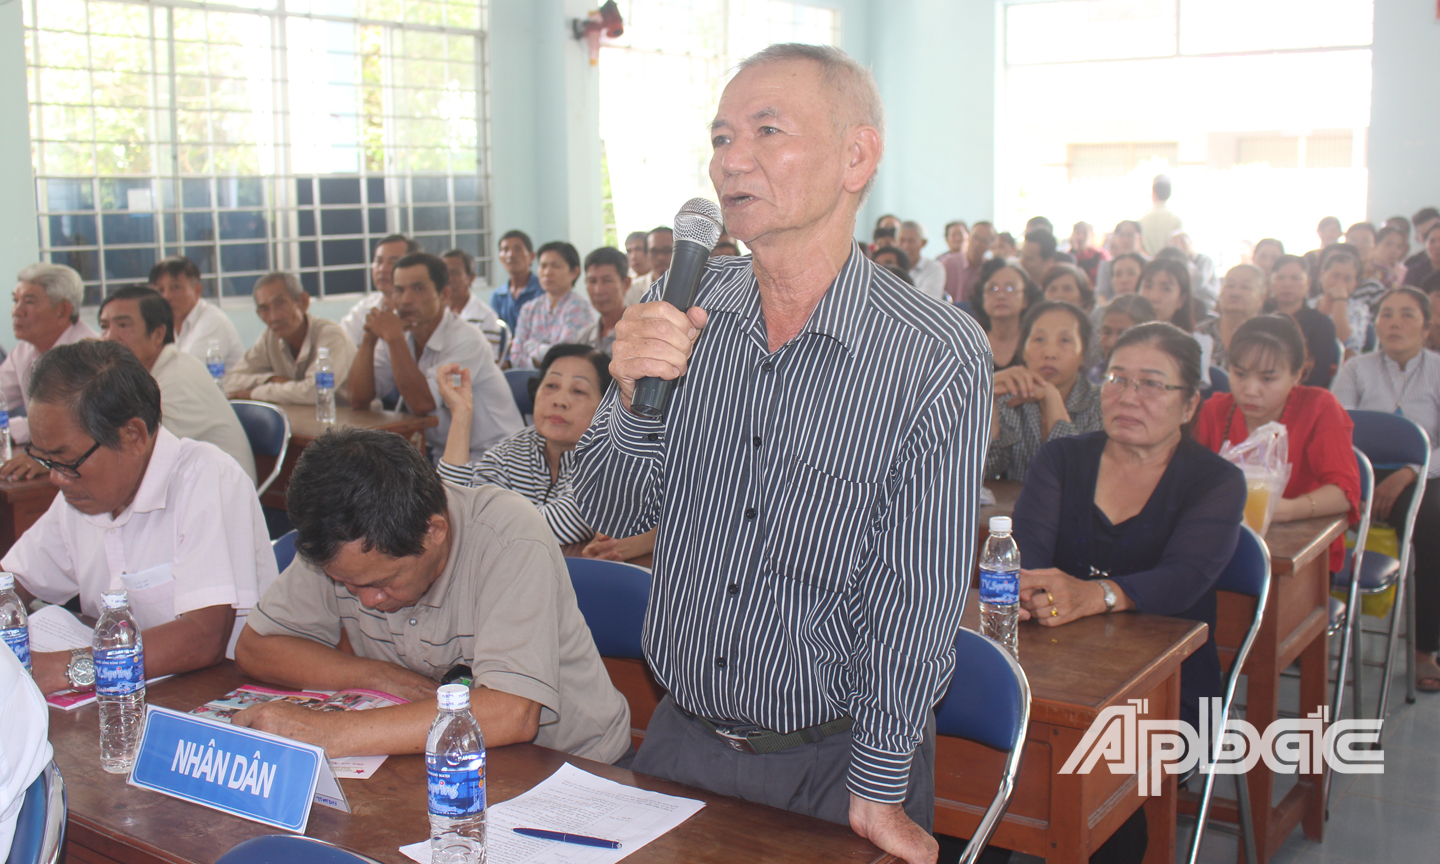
[232,427,630,763]
[224,272,356,405]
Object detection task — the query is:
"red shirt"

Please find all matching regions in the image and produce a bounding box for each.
[1196,386,1360,572]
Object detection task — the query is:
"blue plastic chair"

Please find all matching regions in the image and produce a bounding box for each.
[1330,449,1374,730]
[493,319,511,364]
[1187,525,1269,864]
[503,369,537,419]
[565,557,652,659]
[1340,410,1431,725]
[1207,366,1229,393]
[215,835,381,864]
[272,530,298,573]
[231,400,292,497]
[4,762,65,864]
[933,629,1031,864]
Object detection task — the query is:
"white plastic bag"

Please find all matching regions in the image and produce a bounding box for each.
[1219,421,1291,536]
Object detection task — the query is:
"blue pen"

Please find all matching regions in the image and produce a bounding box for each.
[512,828,622,849]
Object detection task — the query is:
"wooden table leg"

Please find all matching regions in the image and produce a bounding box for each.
[1243,606,1280,863]
[1299,611,1329,842]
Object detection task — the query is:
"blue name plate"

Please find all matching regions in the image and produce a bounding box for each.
[128,706,325,833]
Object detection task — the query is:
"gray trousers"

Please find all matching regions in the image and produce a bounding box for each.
[629,694,937,832]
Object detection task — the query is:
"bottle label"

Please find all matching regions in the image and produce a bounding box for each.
[0,409,8,428]
[979,568,1019,605]
[207,362,225,379]
[426,753,486,817]
[1,626,29,670]
[95,646,145,694]
[315,371,334,389]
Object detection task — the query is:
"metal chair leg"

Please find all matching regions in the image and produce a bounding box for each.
[1235,770,1258,864]
[1374,563,1408,745]
[1352,598,1365,720]
[1405,553,1418,705]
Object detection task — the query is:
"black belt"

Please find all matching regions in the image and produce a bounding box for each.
[676,705,854,755]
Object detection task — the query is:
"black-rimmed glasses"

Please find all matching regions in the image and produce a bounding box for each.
[25,441,102,478]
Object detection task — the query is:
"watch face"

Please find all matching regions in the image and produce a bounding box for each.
[70,654,96,688]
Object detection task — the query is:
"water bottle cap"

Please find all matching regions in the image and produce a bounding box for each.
[437,683,470,710]
[0,572,12,591]
[989,516,1012,534]
[100,588,130,609]
[317,347,330,358]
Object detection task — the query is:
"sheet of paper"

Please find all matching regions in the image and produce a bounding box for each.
[400,763,705,864]
[28,604,93,653]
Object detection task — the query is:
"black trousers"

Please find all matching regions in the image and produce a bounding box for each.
[630,694,937,831]
[1376,468,1440,654]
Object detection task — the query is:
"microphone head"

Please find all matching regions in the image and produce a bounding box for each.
[674,198,724,251]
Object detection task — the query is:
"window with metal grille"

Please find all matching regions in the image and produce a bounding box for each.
[25,0,490,306]
[1068,142,1179,180]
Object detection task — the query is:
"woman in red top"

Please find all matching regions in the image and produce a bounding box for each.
[1196,315,1360,571]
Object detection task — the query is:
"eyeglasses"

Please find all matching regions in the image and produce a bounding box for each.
[985,283,1021,295]
[1101,372,1187,398]
[25,441,103,479]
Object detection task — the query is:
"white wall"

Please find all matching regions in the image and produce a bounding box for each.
[1367,0,1440,224]
[0,1,38,352]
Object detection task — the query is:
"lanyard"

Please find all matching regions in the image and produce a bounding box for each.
[1383,352,1424,417]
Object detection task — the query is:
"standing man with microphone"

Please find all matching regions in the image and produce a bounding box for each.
[573,44,992,864]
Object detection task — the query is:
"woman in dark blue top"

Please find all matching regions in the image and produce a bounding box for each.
[1014,322,1246,729]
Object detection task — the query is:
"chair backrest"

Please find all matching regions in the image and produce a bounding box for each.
[1348,409,1432,470]
[1214,523,1270,601]
[565,557,651,659]
[504,369,537,418]
[230,400,292,496]
[494,319,511,364]
[5,762,65,864]
[1208,366,1229,393]
[934,629,1031,864]
[272,530,298,573]
[216,835,382,864]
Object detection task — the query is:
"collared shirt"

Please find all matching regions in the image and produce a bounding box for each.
[247,484,631,764]
[438,426,591,545]
[1310,294,1372,354]
[578,316,619,355]
[1332,349,1440,478]
[0,319,99,444]
[456,293,505,362]
[374,310,523,462]
[151,345,258,486]
[223,314,357,406]
[339,292,385,349]
[490,273,544,332]
[0,645,50,857]
[2,428,277,653]
[623,271,652,307]
[1139,205,1182,257]
[508,291,597,370]
[985,373,1103,483]
[908,256,947,303]
[175,299,245,371]
[573,244,993,803]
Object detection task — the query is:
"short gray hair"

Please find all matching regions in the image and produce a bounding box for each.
[899,220,926,240]
[736,43,885,196]
[255,271,306,301]
[17,263,83,323]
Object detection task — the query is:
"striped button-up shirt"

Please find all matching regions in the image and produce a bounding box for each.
[573,244,993,803]
[437,426,593,545]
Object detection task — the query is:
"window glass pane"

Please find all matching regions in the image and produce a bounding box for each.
[1006,1,1176,65]
[47,214,98,247]
[102,213,157,245]
[1179,0,1373,55]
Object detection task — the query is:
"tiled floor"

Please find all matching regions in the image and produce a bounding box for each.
[959,636,1440,863]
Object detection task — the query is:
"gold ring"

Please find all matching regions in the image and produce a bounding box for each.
[1051,607,1059,617]
[1045,591,1054,605]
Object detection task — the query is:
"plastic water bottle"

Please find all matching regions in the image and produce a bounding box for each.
[0,572,29,673]
[94,589,146,774]
[979,516,1021,659]
[427,683,486,864]
[0,392,12,462]
[205,339,225,386]
[315,347,337,425]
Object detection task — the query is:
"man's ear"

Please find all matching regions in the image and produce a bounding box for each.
[119,416,153,455]
[425,513,450,552]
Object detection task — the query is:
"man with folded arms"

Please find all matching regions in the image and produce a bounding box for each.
[339,235,419,348]
[224,271,356,405]
[232,428,630,762]
[1,341,276,694]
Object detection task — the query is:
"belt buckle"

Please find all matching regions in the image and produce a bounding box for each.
[714,726,758,754]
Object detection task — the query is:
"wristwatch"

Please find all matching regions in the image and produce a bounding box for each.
[66,647,96,691]
[1100,580,1118,613]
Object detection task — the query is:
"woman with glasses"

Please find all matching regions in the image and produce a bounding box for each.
[1196,315,1359,573]
[985,301,1102,482]
[969,258,1043,370]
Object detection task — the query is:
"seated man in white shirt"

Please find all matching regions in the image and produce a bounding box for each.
[339,234,419,348]
[1,340,277,695]
[98,285,258,485]
[578,246,630,353]
[0,263,99,481]
[897,220,947,302]
[223,272,357,405]
[0,642,50,859]
[349,252,522,463]
[150,256,244,371]
[441,248,504,360]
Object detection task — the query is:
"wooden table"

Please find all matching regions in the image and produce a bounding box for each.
[50,663,896,864]
[934,602,1207,864]
[975,480,1344,863]
[0,476,58,557]
[258,405,437,509]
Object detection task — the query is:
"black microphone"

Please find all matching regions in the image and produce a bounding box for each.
[629,197,723,420]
